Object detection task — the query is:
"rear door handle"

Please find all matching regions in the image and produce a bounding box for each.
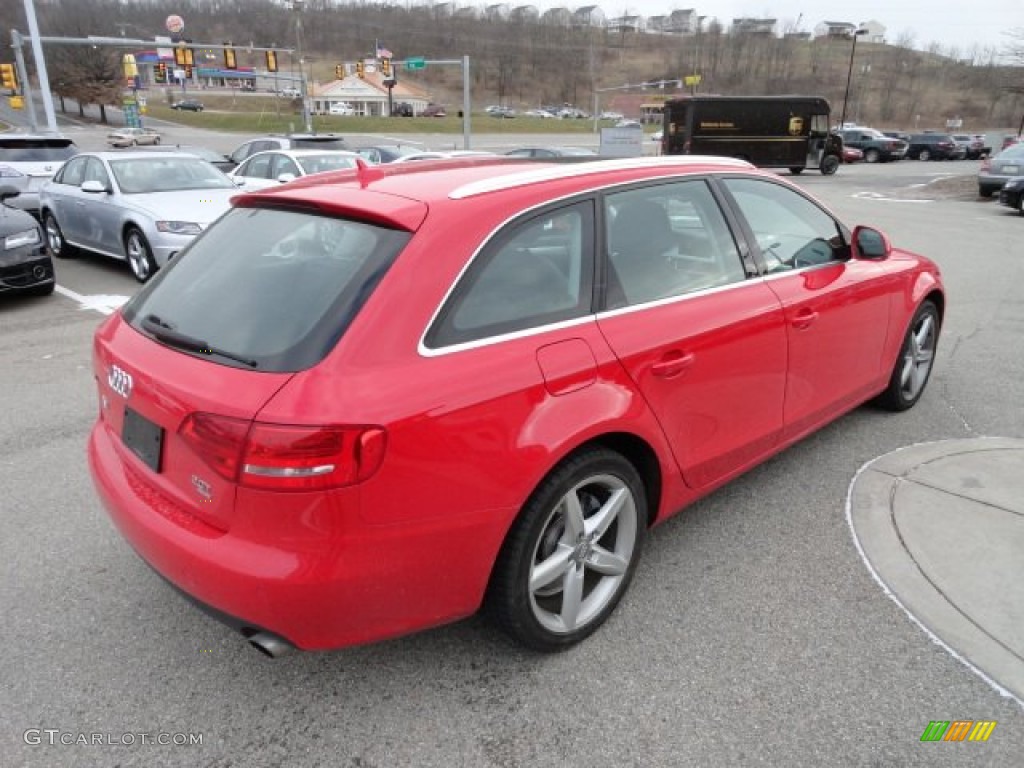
[792,309,819,330]
[651,352,695,379]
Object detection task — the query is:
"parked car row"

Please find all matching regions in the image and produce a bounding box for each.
[842,127,999,161]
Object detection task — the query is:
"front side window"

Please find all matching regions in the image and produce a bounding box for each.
[123,208,410,371]
[427,201,594,347]
[720,178,848,272]
[604,180,745,309]
[240,154,273,179]
[83,158,110,187]
[56,156,87,186]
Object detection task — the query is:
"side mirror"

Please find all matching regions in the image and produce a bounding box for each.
[276,173,297,184]
[852,225,891,260]
[231,176,247,187]
[81,180,108,194]
[0,184,20,202]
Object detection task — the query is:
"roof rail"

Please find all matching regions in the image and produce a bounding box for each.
[449,155,754,199]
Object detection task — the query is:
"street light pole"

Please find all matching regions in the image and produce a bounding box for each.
[839,27,868,129]
[292,0,312,133]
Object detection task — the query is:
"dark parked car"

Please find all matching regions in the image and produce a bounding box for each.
[978,143,1024,197]
[998,177,1024,214]
[421,103,447,117]
[354,144,426,164]
[838,128,907,163]
[0,186,54,297]
[951,134,986,160]
[906,133,959,161]
[171,100,204,112]
[392,102,414,117]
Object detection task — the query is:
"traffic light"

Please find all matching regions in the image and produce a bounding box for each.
[355,60,365,79]
[154,62,167,84]
[265,50,278,73]
[335,63,344,80]
[380,57,391,78]
[223,43,237,70]
[0,63,18,91]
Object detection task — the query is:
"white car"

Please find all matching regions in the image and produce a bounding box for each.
[328,102,355,116]
[39,151,238,282]
[107,127,162,148]
[228,148,361,190]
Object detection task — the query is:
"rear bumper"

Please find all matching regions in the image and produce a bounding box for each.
[88,419,506,651]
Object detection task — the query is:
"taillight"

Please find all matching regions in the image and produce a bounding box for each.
[179,413,386,491]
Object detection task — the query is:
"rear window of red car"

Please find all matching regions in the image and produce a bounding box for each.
[122,207,410,371]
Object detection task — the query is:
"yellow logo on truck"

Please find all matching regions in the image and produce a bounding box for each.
[788,116,804,136]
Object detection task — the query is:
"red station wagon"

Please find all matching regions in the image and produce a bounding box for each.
[89,156,944,655]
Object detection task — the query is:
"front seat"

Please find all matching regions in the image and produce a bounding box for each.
[607,199,678,308]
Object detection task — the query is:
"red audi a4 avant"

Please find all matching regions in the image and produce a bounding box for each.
[89,156,944,655]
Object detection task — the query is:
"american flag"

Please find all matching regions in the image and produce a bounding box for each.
[376,44,393,59]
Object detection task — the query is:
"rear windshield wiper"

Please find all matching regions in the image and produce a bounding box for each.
[142,314,258,368]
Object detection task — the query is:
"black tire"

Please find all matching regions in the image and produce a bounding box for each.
[1018,195,1024,217]
[789,167,804,175]
[865,149,880,163]
[486,448,647,651]
[919,149,931,161]
[124,227,157,283]
[820,154,840,175]
[874,300,940,412]
[44,213,76,259]
[979,186,993,198]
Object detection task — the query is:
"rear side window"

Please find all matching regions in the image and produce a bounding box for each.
[0,140,77,162]
[426,201,594,347]
[123,208,410,371]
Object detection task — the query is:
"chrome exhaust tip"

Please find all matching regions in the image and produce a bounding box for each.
[247,631,295,658]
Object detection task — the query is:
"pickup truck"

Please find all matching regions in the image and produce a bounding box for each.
[838,128,908,163]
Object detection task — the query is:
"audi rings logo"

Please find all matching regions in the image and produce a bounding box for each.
[107,364,133,399]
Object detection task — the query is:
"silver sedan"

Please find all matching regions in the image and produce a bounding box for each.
[39,151,239,282]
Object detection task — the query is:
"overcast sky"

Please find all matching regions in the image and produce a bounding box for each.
[537,2,1022,53]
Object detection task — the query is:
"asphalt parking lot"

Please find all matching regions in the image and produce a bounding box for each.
[2,141,1022,767]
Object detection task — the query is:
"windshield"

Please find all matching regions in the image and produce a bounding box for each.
[296,154,359,175]
[110,157,234,193]
[123,207,411,371]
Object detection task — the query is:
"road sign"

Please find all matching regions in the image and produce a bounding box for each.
[404,57,425,71]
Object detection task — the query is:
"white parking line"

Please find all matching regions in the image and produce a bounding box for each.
[55,285,131,315]
[851,191,932,203]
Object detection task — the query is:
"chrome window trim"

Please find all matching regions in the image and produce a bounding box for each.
[421,170,775,357]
